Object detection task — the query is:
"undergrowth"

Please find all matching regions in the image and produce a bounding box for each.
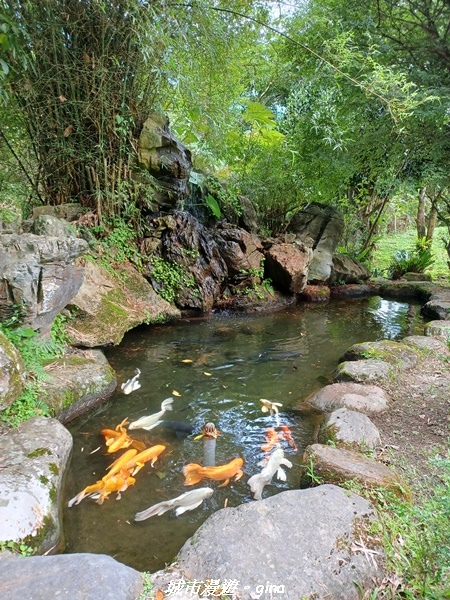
[343,450,450,599]
[1,314,71,427]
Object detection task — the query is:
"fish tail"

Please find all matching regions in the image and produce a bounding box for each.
[135,500,172,521]
[183,463,204,485]
[247,474,265,501]
[161,397,174,412]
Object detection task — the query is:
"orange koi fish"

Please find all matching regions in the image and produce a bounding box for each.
[104,448,138,479]
[101,419,146,453]
[280,425,298,452]
[68,472,136,507]
[261,428,280,454]
[122,444,166,475]
[183,457,244,487]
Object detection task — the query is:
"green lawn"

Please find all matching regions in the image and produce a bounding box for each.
[370,226,449,281]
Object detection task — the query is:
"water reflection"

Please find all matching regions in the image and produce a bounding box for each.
[63,297,427,571]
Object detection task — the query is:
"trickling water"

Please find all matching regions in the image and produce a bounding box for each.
[63,296,427,571]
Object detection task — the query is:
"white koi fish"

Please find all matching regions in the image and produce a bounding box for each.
[128,397,174,431]
[247,447,292,501]
[121,368,141,395]
[134,487,214,520]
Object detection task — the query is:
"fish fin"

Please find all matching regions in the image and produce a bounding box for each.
[218,478,230,488]
[135,368,141,376]
[175,499,204,516]
[161,398,174,411]
[261,406,268,413]
[116,492,122,501]
[247,474,264,500]
[276,467,287,481]
[183,463,204,486]
[131,440,146,452]
[281,458,293,469]
[135,501,172,521]
[234,470,243,482]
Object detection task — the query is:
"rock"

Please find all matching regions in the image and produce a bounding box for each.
[340,340,419,370]
[290,203,344,284]
[330,283,380,298]
[301,444,410,500]
[237,195,259,234]
[138,113,192,209]
[0,234,88,335]
[32,215,74,238]
[264,241,313,293]
[299,284,330,302]
[0,417,72,553]
[67,258,180,347]
[403,272,432,282]
[40,349,117,423]
[0,553,143,600]
[422,294,450,319]
[379,281,434,300]
[319,408,381,450]
[402,335,450,355]
[424,320,450,343]
[0,330,25,411]
[329,254,371,285]
[149,211,228,312]
[213,222,263,277]
[302,382,389,415]
[32,204,87,222]
[157,485,385,600]
[333,359,391,384]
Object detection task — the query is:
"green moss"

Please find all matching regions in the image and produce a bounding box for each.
[49,463,59,476]
[39,475,49,485]
[49,485,57,503]
[62,390,74,409]
[27,447,52,459]
[21,514,56,552]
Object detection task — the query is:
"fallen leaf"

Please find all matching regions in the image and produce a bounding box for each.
[89,446,101,455]
[63,124,73,137]
[172,390,181,397]
[59,95,67,102]
[155,590,165,600]
[181,359,193,363]
[203,372,212,376]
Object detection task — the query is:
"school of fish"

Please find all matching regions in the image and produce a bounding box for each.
[69,372,298,526]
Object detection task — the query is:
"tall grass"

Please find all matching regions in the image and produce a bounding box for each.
[371,227,449,280]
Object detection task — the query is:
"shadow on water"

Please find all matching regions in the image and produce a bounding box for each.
[63,296,427,571]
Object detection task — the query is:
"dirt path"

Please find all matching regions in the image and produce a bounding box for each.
[371,348,450,493]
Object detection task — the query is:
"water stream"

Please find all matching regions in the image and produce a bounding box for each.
[63,296,427,571]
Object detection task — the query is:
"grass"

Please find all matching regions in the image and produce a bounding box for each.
[370,226,449,281]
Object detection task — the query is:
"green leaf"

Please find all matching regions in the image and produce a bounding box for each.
[204,193,221,218]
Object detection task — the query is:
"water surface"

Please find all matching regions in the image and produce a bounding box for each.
[64,296,426,571]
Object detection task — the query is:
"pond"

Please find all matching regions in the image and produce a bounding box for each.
[63,296,427,572]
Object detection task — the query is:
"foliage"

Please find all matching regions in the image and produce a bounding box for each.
[0,314,71,426]
[91,216,144,272]
[147,256,196,304]
[387,237,435,280]
[0,540,34,556]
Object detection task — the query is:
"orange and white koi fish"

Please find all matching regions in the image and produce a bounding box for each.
[122,444,166,475]
[247,447,292,501]
[183,457,244,487]
[261,427,280,455]
[128,398,174,431]
[279,425,298,452]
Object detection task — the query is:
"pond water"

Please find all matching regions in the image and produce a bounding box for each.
[63,296,427,572]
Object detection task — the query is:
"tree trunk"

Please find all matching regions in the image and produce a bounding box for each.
[416,187,427,239]
[426,205,438,241]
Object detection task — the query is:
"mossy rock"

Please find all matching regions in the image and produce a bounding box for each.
[0,330,26,411]
[340,340,419,370]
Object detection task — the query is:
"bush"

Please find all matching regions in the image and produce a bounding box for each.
[387,237,435,280]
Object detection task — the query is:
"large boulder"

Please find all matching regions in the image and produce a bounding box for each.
[151,485,385,600]
[213,222,263,276]
[0,417,72,554]
[290,203,344,284]
[138,113,192,209]
[0,554,143,600]
[319,408,382,450]
[67,258,180,347]
[334,359,391,384]
[264,241,313,294]
[40,349,116,423]
[330,254,371,285]
[424,320,450,343]
[148,211,228,312]
[0,330,25,411]
[0,234,88,335]
[340,340,419,370]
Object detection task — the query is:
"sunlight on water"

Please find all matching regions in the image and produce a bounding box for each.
[63,296,427,571]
